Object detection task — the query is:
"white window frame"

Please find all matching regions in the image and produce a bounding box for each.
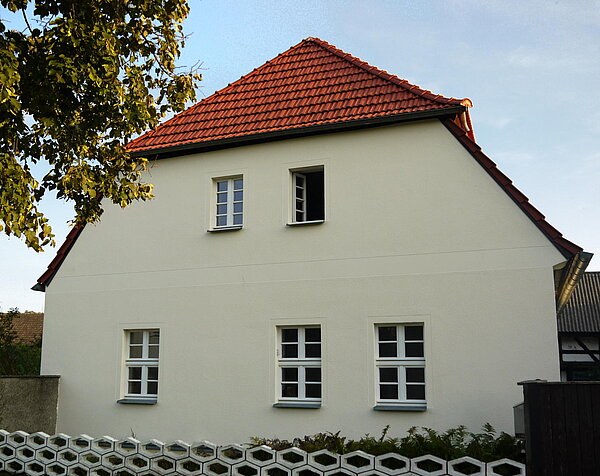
[289,166,325,224]
[375,324,425,405]
[277,326,322,402]
[293,172,307,222]
[124,329,160,401]
[214,176,243,228]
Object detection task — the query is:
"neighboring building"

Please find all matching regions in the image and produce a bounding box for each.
[34,38,591,443]
[558,272,600,381]
[1,312,44,345]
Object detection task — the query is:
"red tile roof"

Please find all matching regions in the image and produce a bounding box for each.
[128,37,472,153]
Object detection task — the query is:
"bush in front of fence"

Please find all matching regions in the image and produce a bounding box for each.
[252,423,524,463]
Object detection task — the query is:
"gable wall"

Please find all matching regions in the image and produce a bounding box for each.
[41,120,564,442]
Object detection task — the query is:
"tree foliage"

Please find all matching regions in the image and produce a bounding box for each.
[0,0,200,250]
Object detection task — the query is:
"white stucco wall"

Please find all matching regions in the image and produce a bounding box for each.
[41,120,565,443]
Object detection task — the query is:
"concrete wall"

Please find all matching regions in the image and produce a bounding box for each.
[41,119,565,443]
[0,376,59,433]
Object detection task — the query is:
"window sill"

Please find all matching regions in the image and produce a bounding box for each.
[117,398,157,405]
[273,402,321,409]
[207,226,243,233]
[286,220,325,227]
[373,404,427,412]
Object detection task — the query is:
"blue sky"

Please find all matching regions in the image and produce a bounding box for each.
[1,0,599,311]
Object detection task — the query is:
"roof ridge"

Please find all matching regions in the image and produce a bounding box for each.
[304,37,472,108]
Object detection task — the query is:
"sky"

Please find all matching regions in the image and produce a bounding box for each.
[1,0,599,312]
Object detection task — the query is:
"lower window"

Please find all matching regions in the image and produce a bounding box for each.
[375,324,425,404]
[124,329,160,400]
[278,326,322,402]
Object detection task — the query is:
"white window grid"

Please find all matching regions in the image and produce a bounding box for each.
[375,324,425,403]
[215,177,243,227]
[124,329,159,400]
[278,326,322,402]
[293,172,306,222]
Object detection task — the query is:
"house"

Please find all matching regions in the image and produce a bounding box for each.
[558,272,600,381]
[34,38,591,444]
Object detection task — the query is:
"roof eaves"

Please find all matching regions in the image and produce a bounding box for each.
[440,117,583,260]
[33,224,85,291]
[129,106,466,159]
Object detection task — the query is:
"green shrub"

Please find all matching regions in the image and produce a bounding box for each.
[251,423,524,463]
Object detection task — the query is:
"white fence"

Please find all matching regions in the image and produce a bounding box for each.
[0,430,525,476]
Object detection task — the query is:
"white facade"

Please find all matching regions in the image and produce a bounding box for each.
[41,120,565,443]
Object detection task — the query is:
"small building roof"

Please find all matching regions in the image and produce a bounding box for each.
[558,272,600,333]
[3,312,44,345]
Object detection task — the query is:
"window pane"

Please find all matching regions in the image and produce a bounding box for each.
[282,367,298,382]
[233,214,243,225]
[378,326,397,342]
[296,211,304,222]
[128,381,142,394]
[217,204,227,214]
[216,216,228,227]
[217,181,228,192]
[233,202,243,213]
[147,382,158,395]
[148,345,159,358]
[405,325,423,341]
[233,179,243,190]
[129,346,142,358]
[406,367,425,383]
[305,367,321,382]
[296,199,304,211]
[407,385,425,400]
[405,342,424,358]
[305,384,321,398]
[379,343,397,358]
[148,367,159,380]
[295,175,304,187]
[282,384,298,398]
[149,331,159,344]
[305,343,321,358]
[282,328,298,342]
[282,344,298,358]
[379,367,398,383]
[217,192,227,203]
[380,384,398,400]
[234,191,243,201]
[305,328,320,342]
[129,332,143,344]
[128,367,142,380]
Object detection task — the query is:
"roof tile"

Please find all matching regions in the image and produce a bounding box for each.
[128,38,468,153]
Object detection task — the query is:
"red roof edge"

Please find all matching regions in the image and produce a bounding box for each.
[33,224,85,291]
[304,37,473,109]
[441,117,583,260]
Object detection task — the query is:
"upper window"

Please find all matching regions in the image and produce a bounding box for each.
[124,329,159,401]
[215,177,243,228]
[375,324,425,404]
[278,326,322,402]
[291,167,324,223]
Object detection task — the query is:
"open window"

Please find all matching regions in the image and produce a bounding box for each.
[291,167,324,224]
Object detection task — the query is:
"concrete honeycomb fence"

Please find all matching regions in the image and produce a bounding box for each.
[0,430,525,476]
